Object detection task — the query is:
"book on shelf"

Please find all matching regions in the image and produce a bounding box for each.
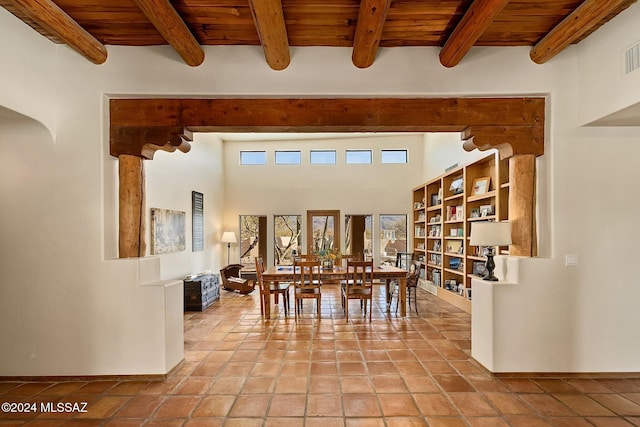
[432,269,441,286]
[445,240,462,253]
[447,205,464,221]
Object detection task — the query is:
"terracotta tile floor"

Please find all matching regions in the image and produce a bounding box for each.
[2,286,640,426]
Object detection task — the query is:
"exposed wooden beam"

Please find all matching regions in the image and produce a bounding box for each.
[509,154,536,257]
[6,0,107,64]
[352,0,392,68]
[110,98,545,159]
[110,98,545,131]
[439,0,510,68]
[132,0,204,67]
[530,0,631,64]
[247,0,290,70]
[119,155,146,258]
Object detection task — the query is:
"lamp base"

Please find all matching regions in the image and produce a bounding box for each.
[483,252,498,281]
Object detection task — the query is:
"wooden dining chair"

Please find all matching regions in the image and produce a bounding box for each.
[335,253,360,268]
[255,257,290,319]
[293,259,322,321]
[395,260,423,314]
[388,252,414,309]
[341,260,374,322]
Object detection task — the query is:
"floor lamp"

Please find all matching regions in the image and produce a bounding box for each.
[221,231,237,265]
[469,221,512,281]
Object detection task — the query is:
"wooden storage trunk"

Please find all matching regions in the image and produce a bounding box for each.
[183,272,220,311]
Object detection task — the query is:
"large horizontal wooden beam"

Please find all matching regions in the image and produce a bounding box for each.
[352,0,392,68]
[6,0,107,64]
[110,98,544,129]
[247,0,290,70]
[109,97,545,159]
[530,0,631,64]
[440,0,510,68]
[132,0,204,67]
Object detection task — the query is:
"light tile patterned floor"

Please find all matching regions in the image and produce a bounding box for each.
[2,286,640,426]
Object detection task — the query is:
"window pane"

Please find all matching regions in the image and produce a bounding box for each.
[275,151,301,165]
[345,215,373,260]
[345,150,372,164]
[240,215,266,269]
[381,149,407,164]
[379,215,407,266]
[310,150,336,164]
[274,215,302,265]
[240,151,266,165]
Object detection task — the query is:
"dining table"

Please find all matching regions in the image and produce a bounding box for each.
[261,264,409,319]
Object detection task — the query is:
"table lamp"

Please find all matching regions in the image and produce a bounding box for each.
[221,231,237,265]
[469,221,512,281]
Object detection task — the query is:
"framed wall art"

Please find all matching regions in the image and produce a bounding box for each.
[192,191,204,252]
[151,208,186,254]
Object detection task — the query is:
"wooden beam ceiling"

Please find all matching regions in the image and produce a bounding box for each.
[530,0,633,64]
[439,0,510,68]
[132,0,204,67]
[1,0,635,68]
[5,0,107,64]
[352,0,392,68]
[247,0,290,70]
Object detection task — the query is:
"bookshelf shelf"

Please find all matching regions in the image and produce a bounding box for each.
[412,152,509,313]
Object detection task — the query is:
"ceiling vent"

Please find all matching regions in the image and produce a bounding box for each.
[625,42,640,74]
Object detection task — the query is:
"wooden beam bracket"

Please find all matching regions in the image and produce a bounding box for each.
[110,126,192,159]
[462,125,544,159]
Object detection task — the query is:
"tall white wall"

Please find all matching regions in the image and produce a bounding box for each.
[222,135,424,266]
[145,134,225,278]
[0,2,639,375]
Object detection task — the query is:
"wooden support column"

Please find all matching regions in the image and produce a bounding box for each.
[508,154,535,257]
[119,154,146,258]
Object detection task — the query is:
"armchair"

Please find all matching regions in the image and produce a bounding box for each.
[220,264,255,294]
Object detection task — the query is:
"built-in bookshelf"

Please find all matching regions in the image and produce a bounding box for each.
[412,153,509,313]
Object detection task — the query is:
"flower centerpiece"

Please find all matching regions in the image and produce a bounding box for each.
[314,247,341,269]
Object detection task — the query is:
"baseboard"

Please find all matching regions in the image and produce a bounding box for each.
[471,357,640,378]
[0,359,186,383]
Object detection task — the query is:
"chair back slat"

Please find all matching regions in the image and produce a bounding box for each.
[293,259,321,289]
[346,260,374,290]
[255,256,266,292]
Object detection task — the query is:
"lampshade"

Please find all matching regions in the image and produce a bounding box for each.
[469,221,512,246]
[220,231,237,244]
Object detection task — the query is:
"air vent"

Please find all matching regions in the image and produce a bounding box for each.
[625,42,640,74]
[445,163,458,172]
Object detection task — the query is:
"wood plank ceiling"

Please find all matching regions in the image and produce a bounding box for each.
[1,0,636,69]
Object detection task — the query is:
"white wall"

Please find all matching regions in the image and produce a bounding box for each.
[578,4,640,125]
[145,133,225,278]
[1,2,640,375]
[222,134,424,266]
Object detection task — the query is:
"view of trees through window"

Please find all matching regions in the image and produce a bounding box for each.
[379,214,407,265]
[239,215,266,269]
[274,215,302,265]
[345,215,373,260]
